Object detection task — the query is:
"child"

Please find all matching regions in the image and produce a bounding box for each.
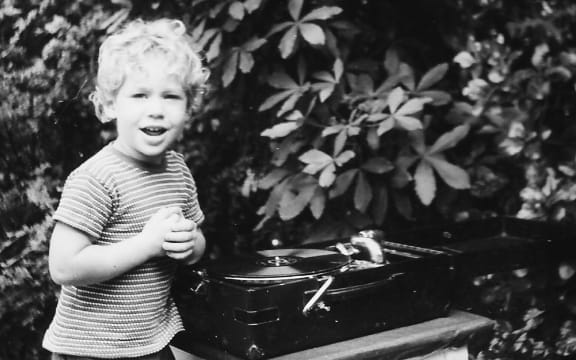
[43,18,208,360]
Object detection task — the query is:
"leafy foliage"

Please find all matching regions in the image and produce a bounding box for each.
[2,0,576,359]
[465,262,576,360]
[199,0,505,240]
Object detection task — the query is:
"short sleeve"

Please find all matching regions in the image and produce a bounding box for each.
[182,168,204,226]
[53,170,113,239]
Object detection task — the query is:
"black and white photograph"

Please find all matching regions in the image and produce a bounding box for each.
[2,1,576,359]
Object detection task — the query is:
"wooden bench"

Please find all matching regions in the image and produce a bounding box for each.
[171,310,494,360]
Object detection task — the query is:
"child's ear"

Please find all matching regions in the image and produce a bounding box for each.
[102,102,117,122]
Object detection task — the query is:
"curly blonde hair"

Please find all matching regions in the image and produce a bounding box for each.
[90,18,209,122]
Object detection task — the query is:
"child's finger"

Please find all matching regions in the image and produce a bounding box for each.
[163,239,194,252]
[171,219,196,232]
[165,229,196,243]
[165,249,194,261]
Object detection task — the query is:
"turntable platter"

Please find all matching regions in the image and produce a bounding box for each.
[206,248,350,283]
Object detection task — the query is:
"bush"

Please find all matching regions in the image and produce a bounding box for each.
[2,0,576,359]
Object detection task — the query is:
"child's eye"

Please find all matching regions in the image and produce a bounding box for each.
[164,94,184,100]
[132,93,147,99]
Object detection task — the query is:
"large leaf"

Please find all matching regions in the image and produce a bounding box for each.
[333,58,344,80]
[278,180,317,220]
[416,63,449,91]
[319,162,337,187]
[260,69,309,114]
[426,154,470,189]
[391,155,416,189]
[279,26,298,58]
[244,0,262,13]
[258,168,291,189]
[261,110,304,138]
[209,2,228,18]
[301,6,342,21]
[268,71,298,89]
[267,21,292,36]
[298,149,355,188]
[399,63,416,90]
[324,119,361,157]
[354,171,372,212]
[329,168,358,198]
[221,37,266,87]
[366,128,380,151]
[375,88,427,132]
[361,157,394,174]
[312,58,343,102]
[428,124,470,154]
[370,185,388,226]
[229,1,246,20]
[334,150,355,166]
[395,97,430,116]
[408,130,426,155]
[221,50,239,87]
[299,23,325,45]
[334,130,347,156]
[271,137,306,166]
[383,48,401,74]
[258,89,294,111]
[205,32,222,62]
[376,117,395,136]
[414,160,436,205]
[395,115,423,131]
[238,51,255,73]
[261,178,290,218]
[559,261,576,280]
[387,87,405,113]
[261,121,301,138]
[271,2,341,58]
[277,91,303,115]
[309,186,326,219]
[299,149,333,174]
[347,73,375,95]
[288,0,303,20]
[417,90,452,106]
[312,82,336,101]
[393,191,414,220]
[190,19,207,41]
[243,37,267,52]
[322,124,345,137]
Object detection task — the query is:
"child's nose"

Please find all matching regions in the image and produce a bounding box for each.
[146,97,164,117]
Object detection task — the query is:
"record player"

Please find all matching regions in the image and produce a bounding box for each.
[172,217,572,359]
[172,232,454,360]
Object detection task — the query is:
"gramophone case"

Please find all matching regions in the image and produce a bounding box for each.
[172,217,569,359]
[173,243,454,360]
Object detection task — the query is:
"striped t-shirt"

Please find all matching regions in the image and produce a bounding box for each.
[43,143,204,358]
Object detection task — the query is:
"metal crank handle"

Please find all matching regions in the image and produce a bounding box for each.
[351,235,385,264]
[302,276,334,316]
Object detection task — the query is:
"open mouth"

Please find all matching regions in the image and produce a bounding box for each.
[140,127,167,136]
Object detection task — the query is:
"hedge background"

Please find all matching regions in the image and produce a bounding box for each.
[2,0,576,359]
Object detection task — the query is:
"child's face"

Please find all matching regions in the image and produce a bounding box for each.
[105,59,188,164]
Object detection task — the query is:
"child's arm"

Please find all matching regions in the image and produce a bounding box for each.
[49,206,182,286]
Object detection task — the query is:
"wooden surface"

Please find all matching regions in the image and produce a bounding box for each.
[171,311,494,360]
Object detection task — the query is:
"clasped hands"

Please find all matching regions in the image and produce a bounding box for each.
[142,206,205,264]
